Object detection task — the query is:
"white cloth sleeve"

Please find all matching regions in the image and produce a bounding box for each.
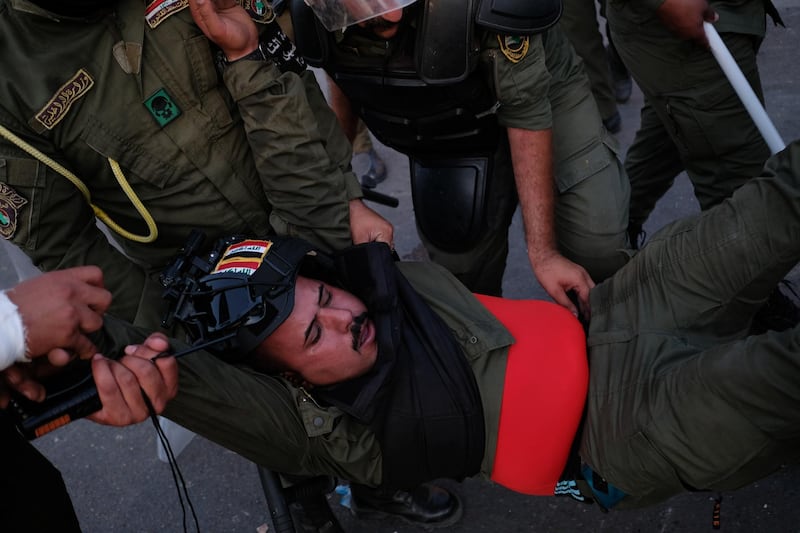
[0,290,29,370]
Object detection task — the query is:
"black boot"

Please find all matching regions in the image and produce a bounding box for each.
[350,481,463,529]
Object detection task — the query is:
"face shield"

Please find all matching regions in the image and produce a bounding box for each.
[304,0,418,32]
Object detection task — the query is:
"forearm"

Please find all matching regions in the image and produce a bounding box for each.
[508,127,558,266]
[223,63,358,251]
[326,76,359,143]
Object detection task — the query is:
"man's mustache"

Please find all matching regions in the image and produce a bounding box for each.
[351,312,369,351]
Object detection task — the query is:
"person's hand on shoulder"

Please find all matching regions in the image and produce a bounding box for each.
[6,266,111,366]
[88,333,178,426]
[189,0,259,61]
[531,251,594,321]
[656,0,718,47]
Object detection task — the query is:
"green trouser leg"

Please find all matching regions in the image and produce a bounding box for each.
[625,99,685,232]
[583,142,800,508]
[610,15,771,213]
[559,0,618,121]
[551,92,631,282]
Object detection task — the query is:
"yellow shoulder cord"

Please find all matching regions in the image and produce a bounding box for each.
[0,124,158,243]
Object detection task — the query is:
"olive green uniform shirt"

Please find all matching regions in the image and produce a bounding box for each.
[0,0,362,330]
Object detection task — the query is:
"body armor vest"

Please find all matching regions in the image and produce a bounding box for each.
[290,0,501,158]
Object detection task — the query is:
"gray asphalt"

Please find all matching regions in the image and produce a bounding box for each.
[2,3,798,531]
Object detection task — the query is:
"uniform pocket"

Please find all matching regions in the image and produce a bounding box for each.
[0,157,46,247]
[604,430,685,508]
[554,139,615,193]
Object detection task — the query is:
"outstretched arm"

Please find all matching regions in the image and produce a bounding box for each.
[187,0,393,250]
[507,127,593,318]
[1,321,177,426]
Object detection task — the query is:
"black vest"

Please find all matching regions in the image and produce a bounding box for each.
[310,243,486,489]
[290,1,501,159]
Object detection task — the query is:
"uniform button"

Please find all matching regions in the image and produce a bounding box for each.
[469,336,478,344]
[313,416,324,427]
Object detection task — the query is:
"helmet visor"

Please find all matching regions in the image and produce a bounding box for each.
[304,0,417,32]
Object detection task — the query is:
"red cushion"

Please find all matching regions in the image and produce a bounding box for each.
[476,294,588,495]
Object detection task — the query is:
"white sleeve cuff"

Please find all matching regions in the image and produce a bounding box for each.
[0,290,29,370]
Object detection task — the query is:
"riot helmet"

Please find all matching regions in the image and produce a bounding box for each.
[161,234,330,362]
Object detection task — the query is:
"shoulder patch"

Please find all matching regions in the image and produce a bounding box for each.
[145,0,189,29]
[144,88,182,127]
[239,0,275,24]
[497,35,530,64]
[34,69,94,131]
[0,183,28,240]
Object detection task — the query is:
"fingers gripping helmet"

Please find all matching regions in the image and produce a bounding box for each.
[161,233,327,362]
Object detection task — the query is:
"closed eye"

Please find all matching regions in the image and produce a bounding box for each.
[303,284,330,347]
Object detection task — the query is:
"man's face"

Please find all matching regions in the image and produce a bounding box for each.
[357,8,404,39]
[255,276,378,385]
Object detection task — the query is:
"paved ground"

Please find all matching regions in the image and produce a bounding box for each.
[2,4,799,532]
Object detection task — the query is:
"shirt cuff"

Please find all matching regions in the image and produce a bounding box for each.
[0,290,29,370]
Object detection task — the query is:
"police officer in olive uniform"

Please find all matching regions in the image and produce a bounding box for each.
[290,0,631,317]
[606,0,783,242]
[0,0,391,327]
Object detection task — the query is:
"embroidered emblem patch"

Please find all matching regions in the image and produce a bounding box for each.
[34,69,94,131]
[145,0,189,29]
[0,183,28,239]
[144,88,182,127]
[497,35,530,64]
[241,0,275,24]
[212,240,274,276]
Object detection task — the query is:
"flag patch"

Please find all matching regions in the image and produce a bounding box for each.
[213,239,273,276]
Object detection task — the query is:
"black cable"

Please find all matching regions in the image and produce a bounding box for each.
[142,389,200,533]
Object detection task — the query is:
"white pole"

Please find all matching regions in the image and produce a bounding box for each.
[703,21,786,154]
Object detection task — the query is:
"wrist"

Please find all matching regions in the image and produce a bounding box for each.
[224,42,266,63]
[527,245,560,268]
[0,291,29,370]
